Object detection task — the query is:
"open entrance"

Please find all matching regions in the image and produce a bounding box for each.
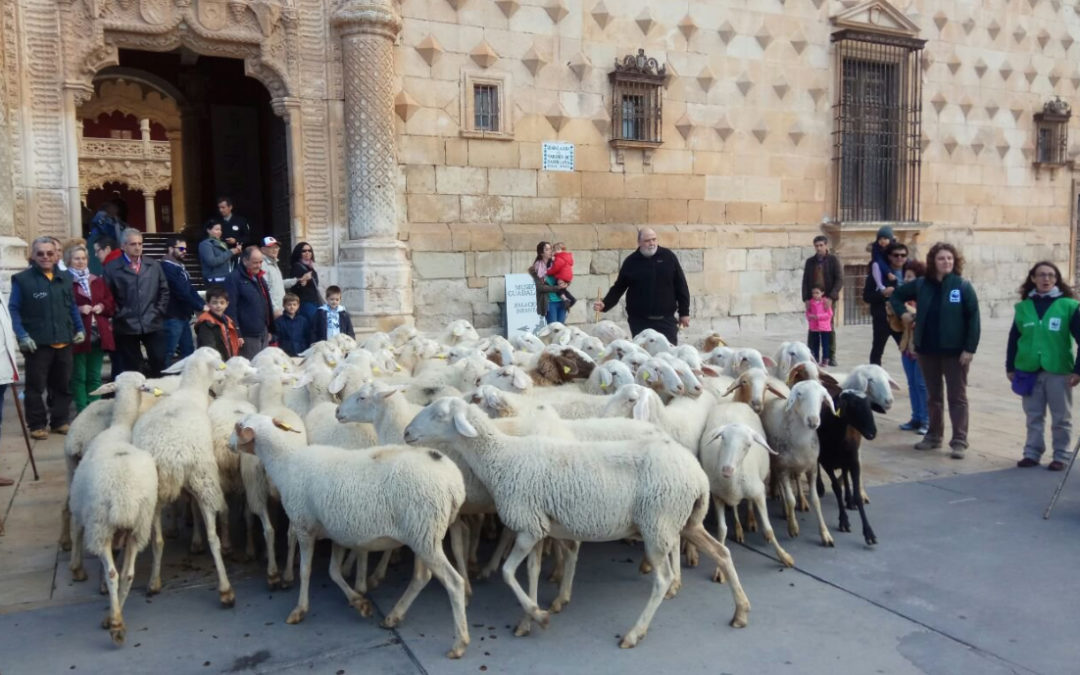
[78,50,291,273]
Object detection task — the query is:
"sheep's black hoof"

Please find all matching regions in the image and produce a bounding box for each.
[864,532,878,546]
[839,520,851,533]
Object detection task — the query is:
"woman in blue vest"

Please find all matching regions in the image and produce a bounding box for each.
[1006,261,1080,471]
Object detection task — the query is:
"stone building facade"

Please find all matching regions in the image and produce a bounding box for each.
[2,0,1079,334]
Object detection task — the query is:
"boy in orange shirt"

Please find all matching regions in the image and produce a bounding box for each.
[195,286,242,360]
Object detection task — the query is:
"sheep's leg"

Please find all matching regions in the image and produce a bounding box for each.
[118,537,138,609]
[501,532,549,630]
[547,537,565,583]
[382,556,432,628]
[850,463,877,546]
[513,541,544,636]
[666,545,682,599]
[731,504,745,543]
[243,505,256,562]
[808,468,834,547]
[196,498,236,606]
[286,533,315,624]
[161,501,179,540]
[59,498,73,552]
[780,475,800,538]
[826,467,852,533]
[217,507,232,557]
[619,540,675,649]
[368,549,393,590]
[752,492,794,567]
[797,475,810,512]
[70,524,88,582]
[417,547,471,659]
[842,470,856,510]
[328,543,372,617]
[683,536,699,568]
[550,540,580,613]
[478,526,515,580]
[683,524,750,628]
[255,507,279,589]
[101,546,125,645]
[466,515,482,569]
[282,524,297,588]
[711,497,729,583]
[448,520,472,598]
[147,505,165,595]
[745,503,759,532]
[189,499,206,555]
[352,549,369,594]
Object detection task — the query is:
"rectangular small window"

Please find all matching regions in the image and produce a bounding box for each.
[1033,100,1070,167]
[474,85,499,132]
[621,95,644,140]
[610,49,666,148]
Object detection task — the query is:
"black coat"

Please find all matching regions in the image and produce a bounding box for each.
[205,214,252,248]
[103,256,169,335]
[224,267,273,338]
[801,254,843,302]
[290,262,321,306]
[600,247,690,320]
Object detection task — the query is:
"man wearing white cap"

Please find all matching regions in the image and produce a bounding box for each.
[259,236,297,319]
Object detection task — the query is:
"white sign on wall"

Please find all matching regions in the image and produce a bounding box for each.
[504,273,541,338]
[542,141,575,172]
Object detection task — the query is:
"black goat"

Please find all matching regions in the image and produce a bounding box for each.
[816,389,878,545]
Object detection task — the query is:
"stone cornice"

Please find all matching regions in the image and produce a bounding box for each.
[331,0,401,40]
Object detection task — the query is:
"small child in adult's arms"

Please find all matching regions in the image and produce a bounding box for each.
[275,292,311,357]
[806,285,834,366]
[195,285,242,361]
[546,241,577,310]
[311,285,355,342]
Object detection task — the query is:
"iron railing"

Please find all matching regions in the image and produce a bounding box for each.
[474,84,500,132]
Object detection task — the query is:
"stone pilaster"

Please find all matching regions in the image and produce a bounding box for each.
[331,0,413,332]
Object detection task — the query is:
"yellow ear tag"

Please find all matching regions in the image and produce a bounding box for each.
[642,371,651,381]
[373,366,381,374]
[217,363,227,371]
[835,408,842,417]
[328,360,337,367]
[600,383,608,389]
[562,365,571,374]
[153,388,163,397]
[395,364,403,371]
[436,354,447,360]
[272,418,302,433]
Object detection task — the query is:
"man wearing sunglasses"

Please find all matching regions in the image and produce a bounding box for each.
[161,236,209,367]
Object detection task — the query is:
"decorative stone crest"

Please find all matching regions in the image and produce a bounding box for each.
[613,49,666,81]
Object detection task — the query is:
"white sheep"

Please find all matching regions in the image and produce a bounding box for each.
[132,347,235,606]
[591,320,628,344]
[361,332,393,352]
[714,367,789,414]
[68,371,158,646]
[598,383,715,457]
[600,338,647,363]
[510,332,544,354]
[300,362,378,449]
[582,360,635,395]
[232,414,471,659]
[839,364,900,411]
[633,328,674,355]
[402,397,750,648]
[536,321,572,345]
[438,319,480,346]
[772,341,815,379]
[388,323,418,348]
[761,380,837,547]
[699,416,795,576]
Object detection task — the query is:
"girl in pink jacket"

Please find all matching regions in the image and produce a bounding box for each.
[806,285,834,365]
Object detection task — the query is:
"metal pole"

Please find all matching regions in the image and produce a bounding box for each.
[10,383,39,481]
[1043,437,1080,519]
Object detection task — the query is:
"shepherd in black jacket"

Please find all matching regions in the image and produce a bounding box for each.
[594,228,690,345]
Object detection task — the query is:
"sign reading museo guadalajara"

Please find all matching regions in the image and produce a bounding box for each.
[542,142,575,172]
[504,273,540,338]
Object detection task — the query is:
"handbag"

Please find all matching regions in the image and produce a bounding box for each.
[1011,370,1038,397]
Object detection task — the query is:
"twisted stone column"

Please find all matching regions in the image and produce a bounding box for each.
[331,0,413,332]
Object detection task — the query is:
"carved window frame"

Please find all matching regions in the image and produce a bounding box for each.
[460,72,513,141]
[1033,102,1071,169]
[609,50,667,150]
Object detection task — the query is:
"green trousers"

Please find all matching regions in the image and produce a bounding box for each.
[72,348,106,413]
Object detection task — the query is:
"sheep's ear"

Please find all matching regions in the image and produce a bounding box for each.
[785,363,804,386]
[162,356,188,375]
[700,365,721,378]
[511,368,532,391]
[784,394,797,413]
[452,408,478,437]
[820,371,840,389]
[762,356,776,368]
[888,376,901,391]
[235,423,256,443]
[820,388,838,417]
[327,370,349,395]
[631,392,652,420]
[721,379,740,397]
[298,345,316,359]
[291,373,313,390]
[752,431,777,455]
[377,387,401,400]
[766,384,788,400]
[704,424,729,445]
[90,382,118,396]
[272,418,302,433]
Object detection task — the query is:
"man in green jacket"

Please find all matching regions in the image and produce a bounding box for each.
[890,243,980,459]
[9,237,85,439]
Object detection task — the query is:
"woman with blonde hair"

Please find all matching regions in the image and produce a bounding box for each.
[65,244,115,412]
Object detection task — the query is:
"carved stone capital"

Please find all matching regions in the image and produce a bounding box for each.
[63,83,96,107]
[331,0,401,41]
[270,96,303,121]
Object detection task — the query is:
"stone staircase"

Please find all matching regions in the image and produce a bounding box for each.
[141,232,206,289]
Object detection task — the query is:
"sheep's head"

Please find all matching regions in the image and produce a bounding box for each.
[732,348,768,375]
[330,333,357,354]
[835,390,877,441]
[721,368,785,413]
[785,361,820,387]
[657,353,703,398]
[774,341,813,378]
[547,346,595,381]
[511,332,544,354]
[705,346,735,370]
[447,344,485,365]
[703,423,776,478]
[483,336,515,367]
[444,319,480,345]
[466,385,516,418]
[702,332,727,352]
[601,383,660,423]
[784,380,835,429]
[633,328,672,356]
[251,347,294,373]
[388,324,418,348]
[299,341,343,368]
[480,365,534,392]
[578,336,605,361]
[404,397,478,444]
[336,381,400,424]
[842,365,900,413]
[636,358,684,398]
[592,320,628,345]
[536,321,570,345]
[673,345,704,374]
[361,332,393,352]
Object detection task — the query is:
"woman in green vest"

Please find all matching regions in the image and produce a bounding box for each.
[890,242,981,459]
[1006,261,1080,471]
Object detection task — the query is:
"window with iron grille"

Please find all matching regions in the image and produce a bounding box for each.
[1034,97,1071,167]
[842,263,873,326]
[832,30,925,224]
[610,49,666,148]
[460,73,512,140]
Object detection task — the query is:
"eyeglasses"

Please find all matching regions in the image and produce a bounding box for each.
[173,246,187,252]
[300,248,313,253]
[890,253,907,258]
[1034,272,1057,279]
[33,251,53,257]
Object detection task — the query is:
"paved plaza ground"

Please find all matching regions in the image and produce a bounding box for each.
[0,317,1076,674]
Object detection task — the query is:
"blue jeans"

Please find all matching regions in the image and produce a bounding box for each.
[902,352,929,424]
[545,299,567,325]
[162,317,195,367]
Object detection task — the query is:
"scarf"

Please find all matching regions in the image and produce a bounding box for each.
[1030,286,1064,299]
[70,267,91,297]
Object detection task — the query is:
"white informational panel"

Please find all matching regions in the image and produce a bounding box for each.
[505,273,541,338]
[542,141,575,172]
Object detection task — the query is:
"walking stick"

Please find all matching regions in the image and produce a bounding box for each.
[594,292,602,324]
[1043,436,1080,519]
[11,383,39,481]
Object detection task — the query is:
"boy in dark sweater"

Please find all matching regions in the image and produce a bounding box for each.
[195,285,241,361]
[311,285,355,342]
[274,292,311,356]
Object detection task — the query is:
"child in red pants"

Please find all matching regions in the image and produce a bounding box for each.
[547,242,577,310]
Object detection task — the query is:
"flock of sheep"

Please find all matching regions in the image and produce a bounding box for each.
[58,318,899,658]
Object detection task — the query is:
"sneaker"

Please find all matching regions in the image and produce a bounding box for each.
[1048,460,1066,471]
[52,424,70,435]
[899,420,920,431]
[916,424,929,435]
[29,429,48,440]
[1017,457,1039,468]
[914,438,941,451]
[949,446,966,460]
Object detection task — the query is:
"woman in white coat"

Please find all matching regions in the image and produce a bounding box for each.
[0,289,22,487]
